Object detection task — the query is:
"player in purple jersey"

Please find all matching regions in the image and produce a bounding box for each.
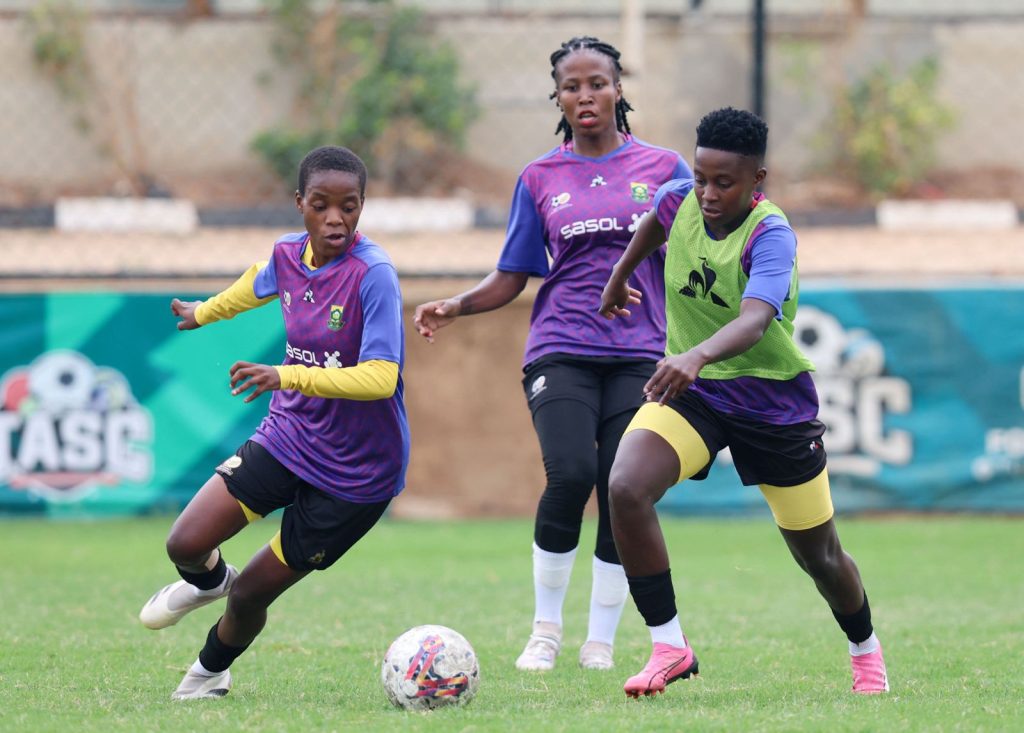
[413,36,691,673]
[600,108,888,697]
[138,146,409,700]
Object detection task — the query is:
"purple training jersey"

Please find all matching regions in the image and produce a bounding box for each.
[250,232,410,502]
[654,179,819,425]
[497,136,691,366]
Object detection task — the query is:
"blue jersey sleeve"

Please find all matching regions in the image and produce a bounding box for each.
[496,177,549,277]
[253,256,278,298]
[742,218,797,320]
[357,263,404,364]
[671,156,693,180]
[653,178,694,234]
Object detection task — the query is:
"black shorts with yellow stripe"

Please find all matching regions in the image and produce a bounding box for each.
[215,440,389,571]
[625,389,833,530]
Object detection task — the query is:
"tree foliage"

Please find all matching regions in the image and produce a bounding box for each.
[829,57,956,198]
[252,0,479,193]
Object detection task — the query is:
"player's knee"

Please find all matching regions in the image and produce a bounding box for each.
[165,529,212,567]
[225,577,271,617]
[793,542,843,581]
[543,453,597,497]
[608,469,648,514]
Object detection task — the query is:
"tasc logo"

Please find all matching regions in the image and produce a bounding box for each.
[793,307,912,476]
[0,350,154,502]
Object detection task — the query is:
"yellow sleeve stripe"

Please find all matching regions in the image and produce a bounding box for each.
[275,359,398,400]
[195,261,277,326]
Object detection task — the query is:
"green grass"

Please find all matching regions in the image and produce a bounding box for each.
[0,516,1021,732]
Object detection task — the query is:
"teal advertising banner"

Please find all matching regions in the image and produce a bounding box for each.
[657,285,1024,516]
[0,294,280,517]
[1,287,1023,516]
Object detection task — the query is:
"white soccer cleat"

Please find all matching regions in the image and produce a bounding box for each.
[171,668,232,700]
[579,640,614,670]
[515,621,562,671]
[139,565,238,630]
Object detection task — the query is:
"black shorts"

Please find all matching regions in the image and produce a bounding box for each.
[522,353,656,419]
[668,389,828,487]
[215,441,390,571]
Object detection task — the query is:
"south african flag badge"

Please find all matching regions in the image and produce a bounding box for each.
[327,305,345,331]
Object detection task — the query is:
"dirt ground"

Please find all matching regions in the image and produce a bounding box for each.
[3,225,1023,518]
[4,225,1024,281]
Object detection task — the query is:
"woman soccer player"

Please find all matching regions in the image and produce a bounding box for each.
[139,146,409,700]
[600,107,889,697]
[413,36,691,672]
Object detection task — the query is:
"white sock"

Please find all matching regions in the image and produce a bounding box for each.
[850,632,880,656]
[189,658,217,677]
[649,614,687,648]
[587,556,628,646]
[532,543,576,627]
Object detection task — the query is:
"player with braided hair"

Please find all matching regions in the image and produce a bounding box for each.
[601,107,889,697]
[414,36,691,673]
[549,36,635,143]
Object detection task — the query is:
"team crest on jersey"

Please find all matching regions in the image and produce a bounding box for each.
[327,305,345,331]
[630,182,650,203]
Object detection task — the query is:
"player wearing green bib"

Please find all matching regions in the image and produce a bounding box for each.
[599,108,889,698]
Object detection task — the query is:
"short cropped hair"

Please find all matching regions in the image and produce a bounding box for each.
[297,146,367,198]
[695,107,768,158]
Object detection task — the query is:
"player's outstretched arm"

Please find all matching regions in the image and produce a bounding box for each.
[171,298,203,331]
[600,211,666,320]
[413,269,529,343]
[183,262,278,330]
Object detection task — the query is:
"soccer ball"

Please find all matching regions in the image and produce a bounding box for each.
[381,625,480,710]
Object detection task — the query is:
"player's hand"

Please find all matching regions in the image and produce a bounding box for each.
[599,278,642,320]
[171,298,203,331]
[643,353,704,404]
[413,299,461,343]
[229,361,281,403]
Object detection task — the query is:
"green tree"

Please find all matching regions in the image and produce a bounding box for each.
[828,57,956,199]
[252,0,478,193]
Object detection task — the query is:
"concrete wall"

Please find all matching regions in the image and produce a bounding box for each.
[2,11,1022,196]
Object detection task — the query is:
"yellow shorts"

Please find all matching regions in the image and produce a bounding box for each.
[625,402,834,530]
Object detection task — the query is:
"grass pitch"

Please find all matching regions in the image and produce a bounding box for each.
[0,515,1021,732]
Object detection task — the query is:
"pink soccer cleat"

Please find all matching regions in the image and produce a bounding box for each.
[850,643,890,694]
[623,641,699,698]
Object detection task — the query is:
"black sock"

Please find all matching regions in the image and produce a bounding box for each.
[832,593,873,644]
[198,620,250,673]
[178,553,227,591]
[627,569,677,628]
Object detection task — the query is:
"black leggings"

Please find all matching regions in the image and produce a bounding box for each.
[523,355,655,564]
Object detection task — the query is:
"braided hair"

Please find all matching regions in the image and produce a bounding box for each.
[549,36,634,143]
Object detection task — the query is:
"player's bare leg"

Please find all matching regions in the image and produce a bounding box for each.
[140,475,248,630]
[173,544,309,699]
[781,517,888,693]
[610,429,699,697]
